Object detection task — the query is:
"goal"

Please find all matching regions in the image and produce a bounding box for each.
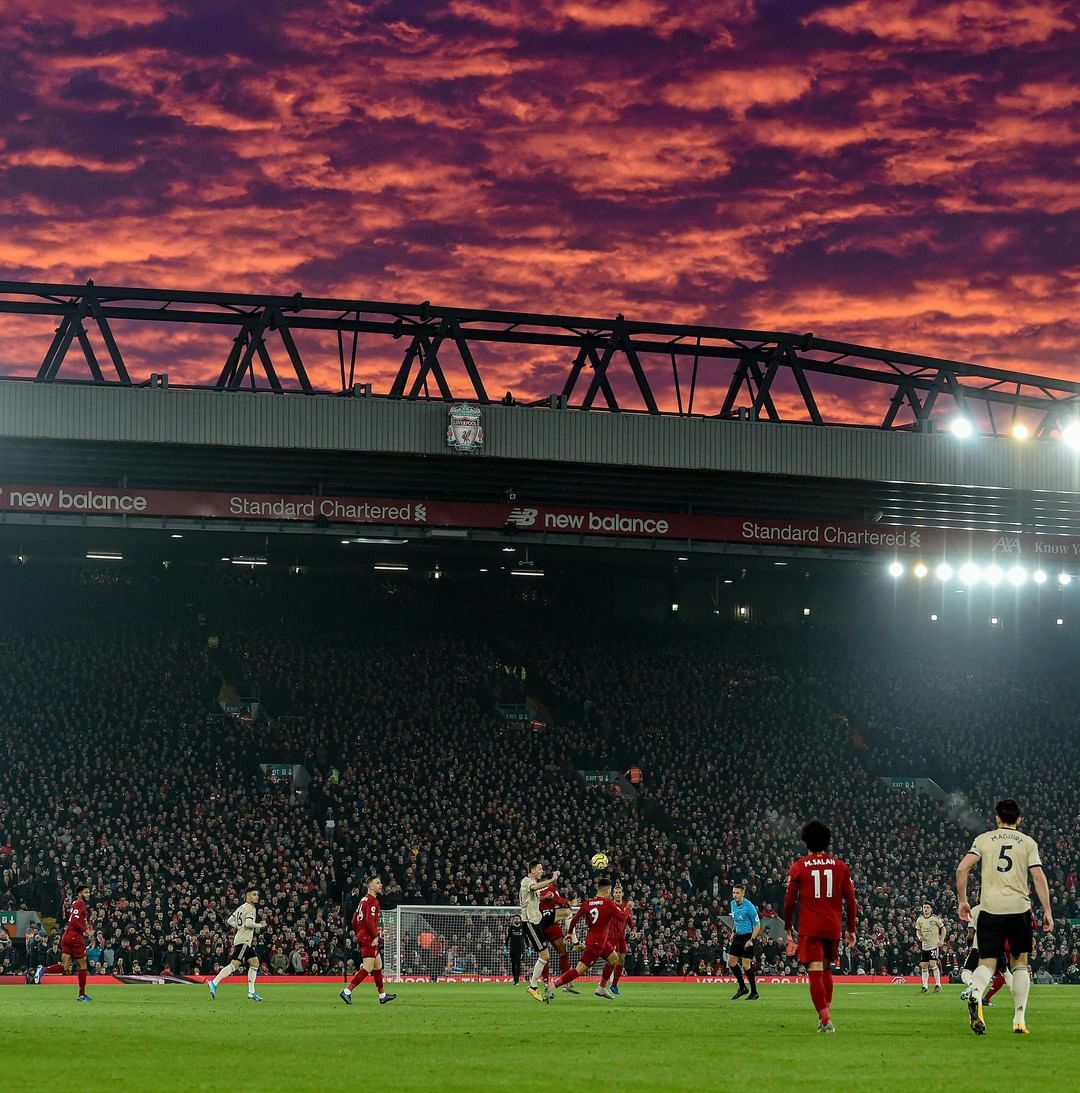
[378,905,604,983]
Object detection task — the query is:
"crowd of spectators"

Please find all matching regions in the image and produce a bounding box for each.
[1,567,1077,984]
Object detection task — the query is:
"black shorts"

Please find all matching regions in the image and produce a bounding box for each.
[920,948,939,964]
[729,934,755,960]
[230,943,254,964]
[976,911,1033,961]
[539,908,557,933]
[523,921,548,952]
[966,947,1008,974]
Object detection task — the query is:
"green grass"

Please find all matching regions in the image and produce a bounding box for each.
[5,982,1075,1092]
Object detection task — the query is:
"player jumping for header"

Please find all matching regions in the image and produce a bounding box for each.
[784,820,857,1033]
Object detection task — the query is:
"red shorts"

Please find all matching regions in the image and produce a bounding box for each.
[581,943,614,967]
[797,936,838,966]
[356,938,380,961]
[612,939,628,955]
[543,923,564,942]
[61,932,86,960]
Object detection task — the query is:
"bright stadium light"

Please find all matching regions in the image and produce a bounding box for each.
[935,563,954,581]
[671,602,679,612]
[1008,565,1027,586]
[959,563,981,585]
[984,564,1004,586]
[914,563,928,579]
[1057,618,1064,626]
[1032,569,1048,585]
[1062,421,1080,450]
[949,417,975,439]
[888,561,903,578]
[1059,572,1072,586]
[991,616,1000,626]
[930,613,939,622]
[1011,422,1030,441]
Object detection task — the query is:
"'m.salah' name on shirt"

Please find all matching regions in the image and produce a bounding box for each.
[803,857,838,867]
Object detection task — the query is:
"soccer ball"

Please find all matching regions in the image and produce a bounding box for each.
[591,852,610,871]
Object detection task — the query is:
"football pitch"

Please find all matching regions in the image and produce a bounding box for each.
[5,982,1075,1092]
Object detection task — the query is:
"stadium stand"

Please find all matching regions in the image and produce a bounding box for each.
[1,566,1077,982]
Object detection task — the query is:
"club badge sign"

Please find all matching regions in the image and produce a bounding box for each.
[447,403,484,453]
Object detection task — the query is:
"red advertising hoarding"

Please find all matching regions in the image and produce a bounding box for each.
[1,482,1077,560]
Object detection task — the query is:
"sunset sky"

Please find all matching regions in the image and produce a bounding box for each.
[0,0,1077,418]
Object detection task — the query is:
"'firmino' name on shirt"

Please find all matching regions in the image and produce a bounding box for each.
[805,857,838,867]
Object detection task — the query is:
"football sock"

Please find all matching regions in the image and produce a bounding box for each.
[530,958,546,987]
[600,964,613,987]
[372,970,384,994]
[247,967,258,993]
[212,965,232,987]
[77,968,87,995]
[960,968,973,986]
[612,965,623,986]
[45,964,64,975]
[933,968,941,988]
[554,968,579,988]
[748,967,758,993]
[921,968,929,989]
[1010,966,1030,1025]
[733,964,745,988]
[822,967,833,1005]
[969,964,992,1001]
[808,969,828,1023]
[542,962,550,982]
[348,968,368,990]
[1004,967,1014,989]
[985,973,1006,1001]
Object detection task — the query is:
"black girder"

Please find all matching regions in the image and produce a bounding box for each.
[2,279,1078,433]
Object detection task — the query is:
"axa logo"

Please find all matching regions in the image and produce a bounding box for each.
[507,507,538,528]
[992,535,1021,554]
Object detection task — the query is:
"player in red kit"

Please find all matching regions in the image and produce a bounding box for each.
[340,876,396,1006]
[39,882,93,1002]
[784,820,857,1033]
[551,877,629,1000]
[538,881,579,994]
[607,890,634,995]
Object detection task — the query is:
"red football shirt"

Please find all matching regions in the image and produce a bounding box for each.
[569,896,629,946]
[352,894,380,944]
[784,853,857,940]
[66,897,89,936]
[538,884,570,914]
[607,901,634,944]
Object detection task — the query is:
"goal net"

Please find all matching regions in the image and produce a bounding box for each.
[378,905,606,983]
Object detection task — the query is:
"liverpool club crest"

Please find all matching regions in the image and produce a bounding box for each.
[447,403,484,453]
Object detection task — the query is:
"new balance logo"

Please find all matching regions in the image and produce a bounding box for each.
[507,508,538,528]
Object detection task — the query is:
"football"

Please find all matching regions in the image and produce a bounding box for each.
[590,852,610,870]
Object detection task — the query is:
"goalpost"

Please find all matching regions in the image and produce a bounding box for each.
[378,905,607,983]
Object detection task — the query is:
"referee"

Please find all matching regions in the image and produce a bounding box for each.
[728,882,762,1000]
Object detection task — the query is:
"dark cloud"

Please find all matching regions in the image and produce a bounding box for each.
[0,0,1077,416]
